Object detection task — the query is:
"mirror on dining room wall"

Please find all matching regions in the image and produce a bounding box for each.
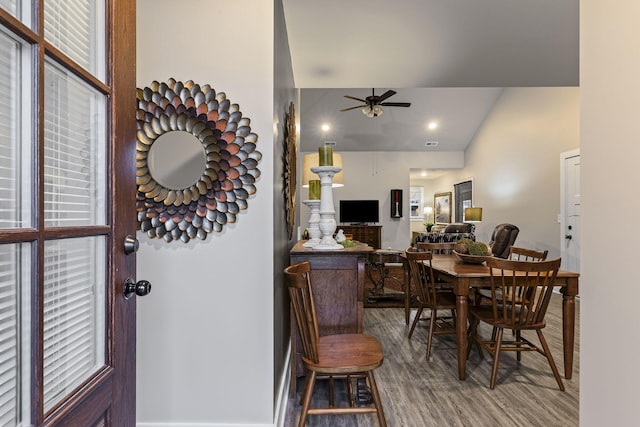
[147,131,207,190]
[136,78,262,243]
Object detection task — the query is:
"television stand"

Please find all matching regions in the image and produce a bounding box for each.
[338,224,382,249]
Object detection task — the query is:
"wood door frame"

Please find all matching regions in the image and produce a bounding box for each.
[108,1,138,425]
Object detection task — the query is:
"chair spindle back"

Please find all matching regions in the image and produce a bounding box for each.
[417,241,456,255]
[486,257,561,328]
[405,247,438,306]
[284,261,320,364]
[508,246,549,262]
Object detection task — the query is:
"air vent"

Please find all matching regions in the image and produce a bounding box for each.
[323,141,337,146]
[425,141,439,147]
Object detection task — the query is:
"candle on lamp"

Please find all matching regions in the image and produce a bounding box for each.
[318,145,333,166]
[309,180,321,200]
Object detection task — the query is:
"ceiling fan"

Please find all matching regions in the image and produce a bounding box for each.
[340,88,411,117]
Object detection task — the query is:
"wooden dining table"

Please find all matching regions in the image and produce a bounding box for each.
[429,254,580,381]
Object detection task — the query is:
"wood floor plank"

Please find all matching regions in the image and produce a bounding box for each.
[284,293,579,426]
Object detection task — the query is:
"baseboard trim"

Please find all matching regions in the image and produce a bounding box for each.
[273,340,292,427]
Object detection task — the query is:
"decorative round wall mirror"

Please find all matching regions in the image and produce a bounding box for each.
[136,79,262,242]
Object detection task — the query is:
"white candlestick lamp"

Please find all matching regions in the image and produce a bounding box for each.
[311,165,343,250]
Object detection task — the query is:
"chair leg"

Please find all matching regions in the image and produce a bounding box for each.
[426,308,436,360]
[467,316,483,360]
[366,371,387,427]
[516,330,522,362]
[298,373,310,406]
[536,330,565,391]
[408,306,423,339]
[489,328,504,389]
[298,371,316,427]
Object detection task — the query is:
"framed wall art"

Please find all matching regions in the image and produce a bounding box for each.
[434,191,452,224]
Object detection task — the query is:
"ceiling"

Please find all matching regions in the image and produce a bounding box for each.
[282,0,579,176]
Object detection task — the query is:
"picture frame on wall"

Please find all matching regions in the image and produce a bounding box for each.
[434,192,452,224]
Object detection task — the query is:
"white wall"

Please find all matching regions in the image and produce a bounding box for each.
[445,87,580,256]
[580,1,640,425]
[136,1,276,425]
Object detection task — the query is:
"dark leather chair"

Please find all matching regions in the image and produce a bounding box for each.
[488,224,519,258]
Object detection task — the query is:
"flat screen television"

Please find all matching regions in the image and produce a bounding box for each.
[339,200,379,224]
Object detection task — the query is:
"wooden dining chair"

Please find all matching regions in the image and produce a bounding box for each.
[416,241,456,254]
[284,261,387,427]
[416,242,456,289]
[405,247,457,360]
[467,257,565,390]
[508,246,549,262]
[475,246,549,305]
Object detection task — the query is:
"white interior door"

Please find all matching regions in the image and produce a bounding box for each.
[561,150,580,274]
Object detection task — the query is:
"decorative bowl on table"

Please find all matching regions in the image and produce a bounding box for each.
[453,250,492,264]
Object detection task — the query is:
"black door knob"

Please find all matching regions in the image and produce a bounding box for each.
[124,278,152,299]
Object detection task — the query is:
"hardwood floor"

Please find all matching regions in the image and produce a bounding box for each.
[284,293,579,426]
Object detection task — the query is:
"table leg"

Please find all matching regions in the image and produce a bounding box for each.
[455,278,470,380]
[561,282,576,379]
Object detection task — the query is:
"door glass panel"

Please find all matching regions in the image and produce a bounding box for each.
[0,1,30,26]
[43,236,105,412]
[0,243,31,426]
[43,60,106,227]
[44,0,105,80]
[0,0,16,17]
[0,28,32,229]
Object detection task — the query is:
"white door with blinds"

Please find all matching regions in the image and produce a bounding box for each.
[0,1,138,426]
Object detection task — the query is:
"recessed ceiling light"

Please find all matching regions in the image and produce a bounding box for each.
[428,122,438,130]
[321,123,330,132]
[420,171,428,177]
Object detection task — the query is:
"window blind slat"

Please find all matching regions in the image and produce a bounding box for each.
[0,243,22,426]
[42,237,105,412]
[43,60,106,227]
[44,0,104,79]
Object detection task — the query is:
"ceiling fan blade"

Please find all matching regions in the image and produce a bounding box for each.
[380,102,411,107]
[340,104,366,112]
[344,95,367,103]
[377,90,396,102]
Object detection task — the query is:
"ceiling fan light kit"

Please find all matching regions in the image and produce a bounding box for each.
[341,88,411,118]
[362,104,384,117]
